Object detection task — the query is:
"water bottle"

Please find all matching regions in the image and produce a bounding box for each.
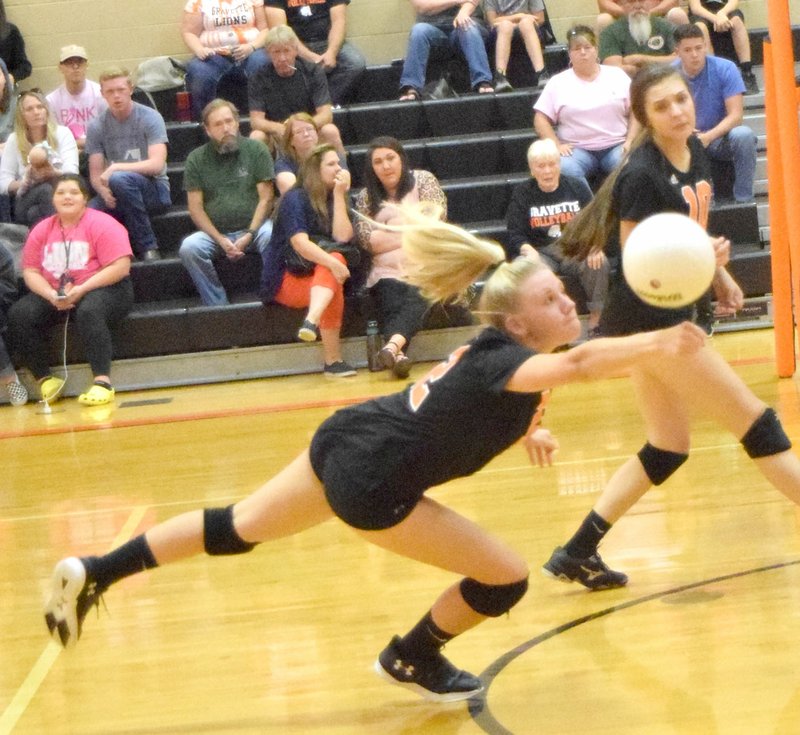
[175,90,192,123]
[365,320,383,372]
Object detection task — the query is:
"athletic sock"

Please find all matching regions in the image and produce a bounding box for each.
[85,534,158,590]
[398,611,454,659]
[563,509,612,559]
[740,61,752,74]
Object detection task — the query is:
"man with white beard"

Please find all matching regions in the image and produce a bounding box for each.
[599,0,678,77]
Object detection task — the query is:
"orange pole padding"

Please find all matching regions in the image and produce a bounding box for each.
[764,41,796,376]
[765,0,800,376]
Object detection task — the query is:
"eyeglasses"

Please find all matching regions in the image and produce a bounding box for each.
[61,58,87,68]
[17,87,42,99]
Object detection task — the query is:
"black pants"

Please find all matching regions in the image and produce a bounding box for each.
[14,182,56,227]
[370,277,429,345]
[8,277,133,379]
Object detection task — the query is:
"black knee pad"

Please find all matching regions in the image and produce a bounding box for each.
[741,408,792,458]
[637,443,688,485]
[460,576,529,617]
[203,505,257,556]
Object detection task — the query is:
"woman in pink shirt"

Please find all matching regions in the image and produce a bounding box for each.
[353,137,446,378]
[534,25,638,191]
[7,173,133,405]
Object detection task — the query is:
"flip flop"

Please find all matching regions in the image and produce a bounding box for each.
[398,86,420,101]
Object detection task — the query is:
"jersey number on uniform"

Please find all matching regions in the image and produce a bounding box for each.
[408,345,470,412]
[681,179,712,229]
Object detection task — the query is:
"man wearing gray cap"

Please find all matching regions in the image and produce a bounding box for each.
[46,45,106,154]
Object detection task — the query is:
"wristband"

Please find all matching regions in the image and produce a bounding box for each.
[247,228,257,238]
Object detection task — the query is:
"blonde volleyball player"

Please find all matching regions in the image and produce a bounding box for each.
[543,64,800,588]
[44,209,704,702]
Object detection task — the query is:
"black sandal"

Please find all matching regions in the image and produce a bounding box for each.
[398,86,421,101]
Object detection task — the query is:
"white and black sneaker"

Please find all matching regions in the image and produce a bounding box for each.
[375,635,484,702]
[297,319,319,342]
[5,380,28,406]
[323,361,356,378]
[44,557,105,648]
[542,547,628,590]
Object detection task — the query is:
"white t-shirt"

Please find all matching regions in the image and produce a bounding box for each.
[184,0,260,47]
[46,81,107,142]
[0,126,79,194]
[534,65,632,150]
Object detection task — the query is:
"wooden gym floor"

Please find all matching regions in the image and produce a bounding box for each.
[2,328,800,734]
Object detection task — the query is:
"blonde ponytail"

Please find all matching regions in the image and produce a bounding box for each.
[365,203,506,303]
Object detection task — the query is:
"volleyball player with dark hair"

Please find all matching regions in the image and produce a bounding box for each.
[542,64,800,589]
[43,207,704,703]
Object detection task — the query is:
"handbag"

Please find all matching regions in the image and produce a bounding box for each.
[135,56,187,92]
[284,236,361,277]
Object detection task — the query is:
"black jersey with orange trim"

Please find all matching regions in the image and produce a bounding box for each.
[601,136,713,336]
[309,327,541,530]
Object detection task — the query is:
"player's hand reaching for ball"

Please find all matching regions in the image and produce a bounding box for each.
[658,321,707,355]
[710,236,731,267]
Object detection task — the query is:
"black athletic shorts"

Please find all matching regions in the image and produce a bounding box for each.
[309,415,423,531]
[600,270,693,336]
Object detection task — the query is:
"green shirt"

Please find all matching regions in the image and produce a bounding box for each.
[183,137,275,234]
[598,16,675,61]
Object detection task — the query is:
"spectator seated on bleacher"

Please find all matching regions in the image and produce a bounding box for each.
[179,99,275,307]
[181,0,269,122]
[263,0,366,106]
[0,2,30,87]
[0,91,79,228]
[353,136,446,379]
[86,67,171,262]
[7,173,133,407]
[672,23,756,203]
[599,0,678,77]
[534,25,637,192]
[247,25,344,159]
[505,138,608,336]
[687,0,758,94]
[46,45,107,167]
[275,112,347,196]
[259,143,357,378]
[0,239,26,405]
[484,0,549,92]
[596,0,688,34]
[398,0,494,100]
[0,59,15,221]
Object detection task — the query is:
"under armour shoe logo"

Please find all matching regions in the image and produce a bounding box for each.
[393,659,415,677]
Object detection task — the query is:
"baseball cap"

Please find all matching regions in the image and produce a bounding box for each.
[59,45,88,63]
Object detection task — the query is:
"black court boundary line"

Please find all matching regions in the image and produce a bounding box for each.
[468,559,800,734]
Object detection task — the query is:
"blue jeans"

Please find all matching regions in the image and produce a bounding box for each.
[90,173,171,257]
[400,21,492,92]
[305,40,366,105]
[705,125,757,202]
[179,220,273,306]
[559,144,624,191]
[186,52,269,121]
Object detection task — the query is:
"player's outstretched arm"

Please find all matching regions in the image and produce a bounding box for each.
[506,322,706,394]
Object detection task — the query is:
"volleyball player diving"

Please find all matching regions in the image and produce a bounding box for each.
[43,206,705,703]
